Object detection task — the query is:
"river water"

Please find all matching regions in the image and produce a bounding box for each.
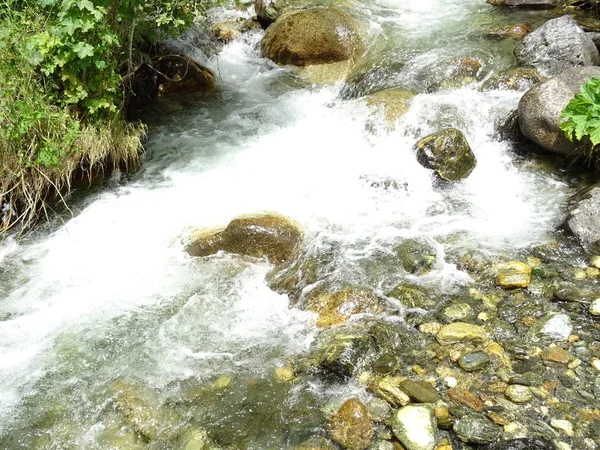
[0,0,584,448]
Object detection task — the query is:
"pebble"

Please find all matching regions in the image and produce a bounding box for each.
[392,405,437,450]
[458,351,490,371]
[590,298,600,316]
[447,388,484,412]
[443,303,472,320]
[329,399,374,450]
[436,322,488,345]
[592,359,600,372]
[454,415,501,444]
[496,262,531,289]
[541,347,575,364]
[550,419,574,437]
[530,314,572,342]
[590,255,600,269]
[420,322,442,335]
[505,384,533,403]
[399,379,440,403]
[444,377,457,388]
[274,367,294,382]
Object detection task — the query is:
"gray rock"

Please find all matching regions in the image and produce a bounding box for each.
[567,185,600,253]
[529,313,573,342]
[479,438,556,450]
[515,16,599,77]
[454,415,502,444]
[391,405,437,450]
[459,352,490,371]
[518,66,600,156]
[487,0,558,8]
[399,379,440,403]
[587,31,600,52]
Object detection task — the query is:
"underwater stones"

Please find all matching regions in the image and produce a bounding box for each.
[504,384,533,403]
[186,213,303,264]
[590,298,600,316]
[542,346,575,364]
[307,288,386,328]
[566,185,600,253]
[399,379,440,403]
[454,415,501,444]
[436,322,488,345]
[212,22,240,43]
[111,381,180,442]
[496,262,532,289]
[261,8,362,66]
[484,23,531,39]
[386,284,430,309]
[443,303,472,321]
[482,67,544,92]
[372,354,399,374]
[479,438,557,449]
[365,89,414,123]
[294,437,339,450]
[369,376,411,407]
[446,388,485,412]
[366,398,391,422]
[175,428,221,450]
[515,16,599,77]
[391,405,437,450]
[394,239,437,275]
[414,128,476,181]
[529,314,573,342]
[329,398,373,450]
[154,55,215,96]
[518,66,600,156]
[459,351,490,371]
[487,0,558,8]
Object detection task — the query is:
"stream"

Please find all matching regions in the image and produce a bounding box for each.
[0,0,595,449]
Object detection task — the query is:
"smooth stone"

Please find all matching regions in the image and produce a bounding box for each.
[399,379,440,403]
[550,419,574,437]
[496,262,531,289]
[394,239,438,275]
[391,405,437,450]
[414,128,476,181]
[366,398,391,422]
[459,351,490,371]
[329,398,374,450]
[541,347,575,364]
[567,185,600,253]
[479,438,557,449]
[307,288,386,328]
[454,415,502,444]
[436,322,488,345]
[372,354,398,374]
[590,298,600,316]
[443,303,472,321]
[530,314,573,342]
[504,384,533,403]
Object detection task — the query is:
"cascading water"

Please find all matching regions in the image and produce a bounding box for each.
[0,0,586,448]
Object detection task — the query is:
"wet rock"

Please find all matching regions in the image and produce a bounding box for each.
[446,388,485,412]
[566,185,600,253]
[392,405,437,450]
[590,298,600,316]
[186,213,304,264]
[297,60,354,84]
[443,303,473,321]
[262,8,362,66]
[434,406,455,429]
[399,379,440,403]
[479,438,557,449]
[329,398,374,450]
[504,384,533,403]
[454,415,501,444]
[372,354,399,374]
[496,262,531,289]
[154,54,216,96]
[518,66,600,156]
[426,57,486,91]
[365,89,414,123]
[414,128,476,181]
[550,419,574,437]
[436,322,488,345]
[176,428,221,450]
[487,0,558,8]
[484,23,531,39]
[367,398,391,422]
[394,239,438,275]
[294,437,339,450]
[307,288,386,328]
[529,314,573,342]
[369,376,411,407]
[459,351,490,371]
[541,347,575,364]
[515,15,600,77]
[212,22,240,43]
[111,381,181,442]
[482,67,544,92]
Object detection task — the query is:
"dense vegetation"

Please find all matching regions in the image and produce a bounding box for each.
[0,0,202,231]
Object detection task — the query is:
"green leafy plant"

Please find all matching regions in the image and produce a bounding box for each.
[560,76,600,147]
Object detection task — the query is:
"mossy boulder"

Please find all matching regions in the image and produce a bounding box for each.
[394,239,438,275]
[307,288,387,328]
[329,398,374,450]
[262,8,362,66]
[186,213,304,264]
[414,128,476,181]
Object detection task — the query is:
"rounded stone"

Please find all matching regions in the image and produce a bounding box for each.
[443,303,472,321]
[392,405,437,450]
[505,384,533,403]
[589,298,600,316]
[459,352,490,371]
[496,262,532,289]
[436,322,488,345]
[454,415,501,444]
[329,398,374,450]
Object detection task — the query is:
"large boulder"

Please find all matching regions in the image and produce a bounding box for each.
[566,185,600,252]
[414,128,477,181]
[186,213,304,264]
[487,0,558,7]
[514,16,600,77]
[518,66,600,156]
[262,8,362,66]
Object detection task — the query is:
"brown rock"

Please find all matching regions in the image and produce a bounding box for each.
[446,388,484,412]
[307,288,386,328]
[329,398,374,450]
[541,347,575,364]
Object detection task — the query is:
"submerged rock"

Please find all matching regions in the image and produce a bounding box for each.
[496,262,532,289]
[436,322,488,345]
[306,288,387,328]
[175,428,221,450]
[566,185,600,253]
[504,384,533,403]
[487,0,558,8]
[365,89,414,123]
[514,15,599,77]
[529,313,573,342]
[414,128,476,181]
[484,23,531,39]
[479,439,557,449]
[186,213,304,264]
[399,379,440,403]
[454,415,501,444]
[459,351,490,371]
[481,67,544,92]
[329,398,374,450]
[394,239,438,275]
[518,66,600,156]
[294,437,339,450]
[262,8,362,66]
[391,405,437,450]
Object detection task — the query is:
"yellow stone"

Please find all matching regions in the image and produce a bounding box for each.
[274,367,294,382]
[436,322,488,345]
[590,255,600,269]
[496,262,532,289]
[214,375,232,389]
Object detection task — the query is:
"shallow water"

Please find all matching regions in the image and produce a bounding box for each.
[0,1,582,448]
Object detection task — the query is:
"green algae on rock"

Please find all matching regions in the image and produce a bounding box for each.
[414,128,476,181]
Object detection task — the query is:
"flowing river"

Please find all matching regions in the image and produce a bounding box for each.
[0,0,592,448]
